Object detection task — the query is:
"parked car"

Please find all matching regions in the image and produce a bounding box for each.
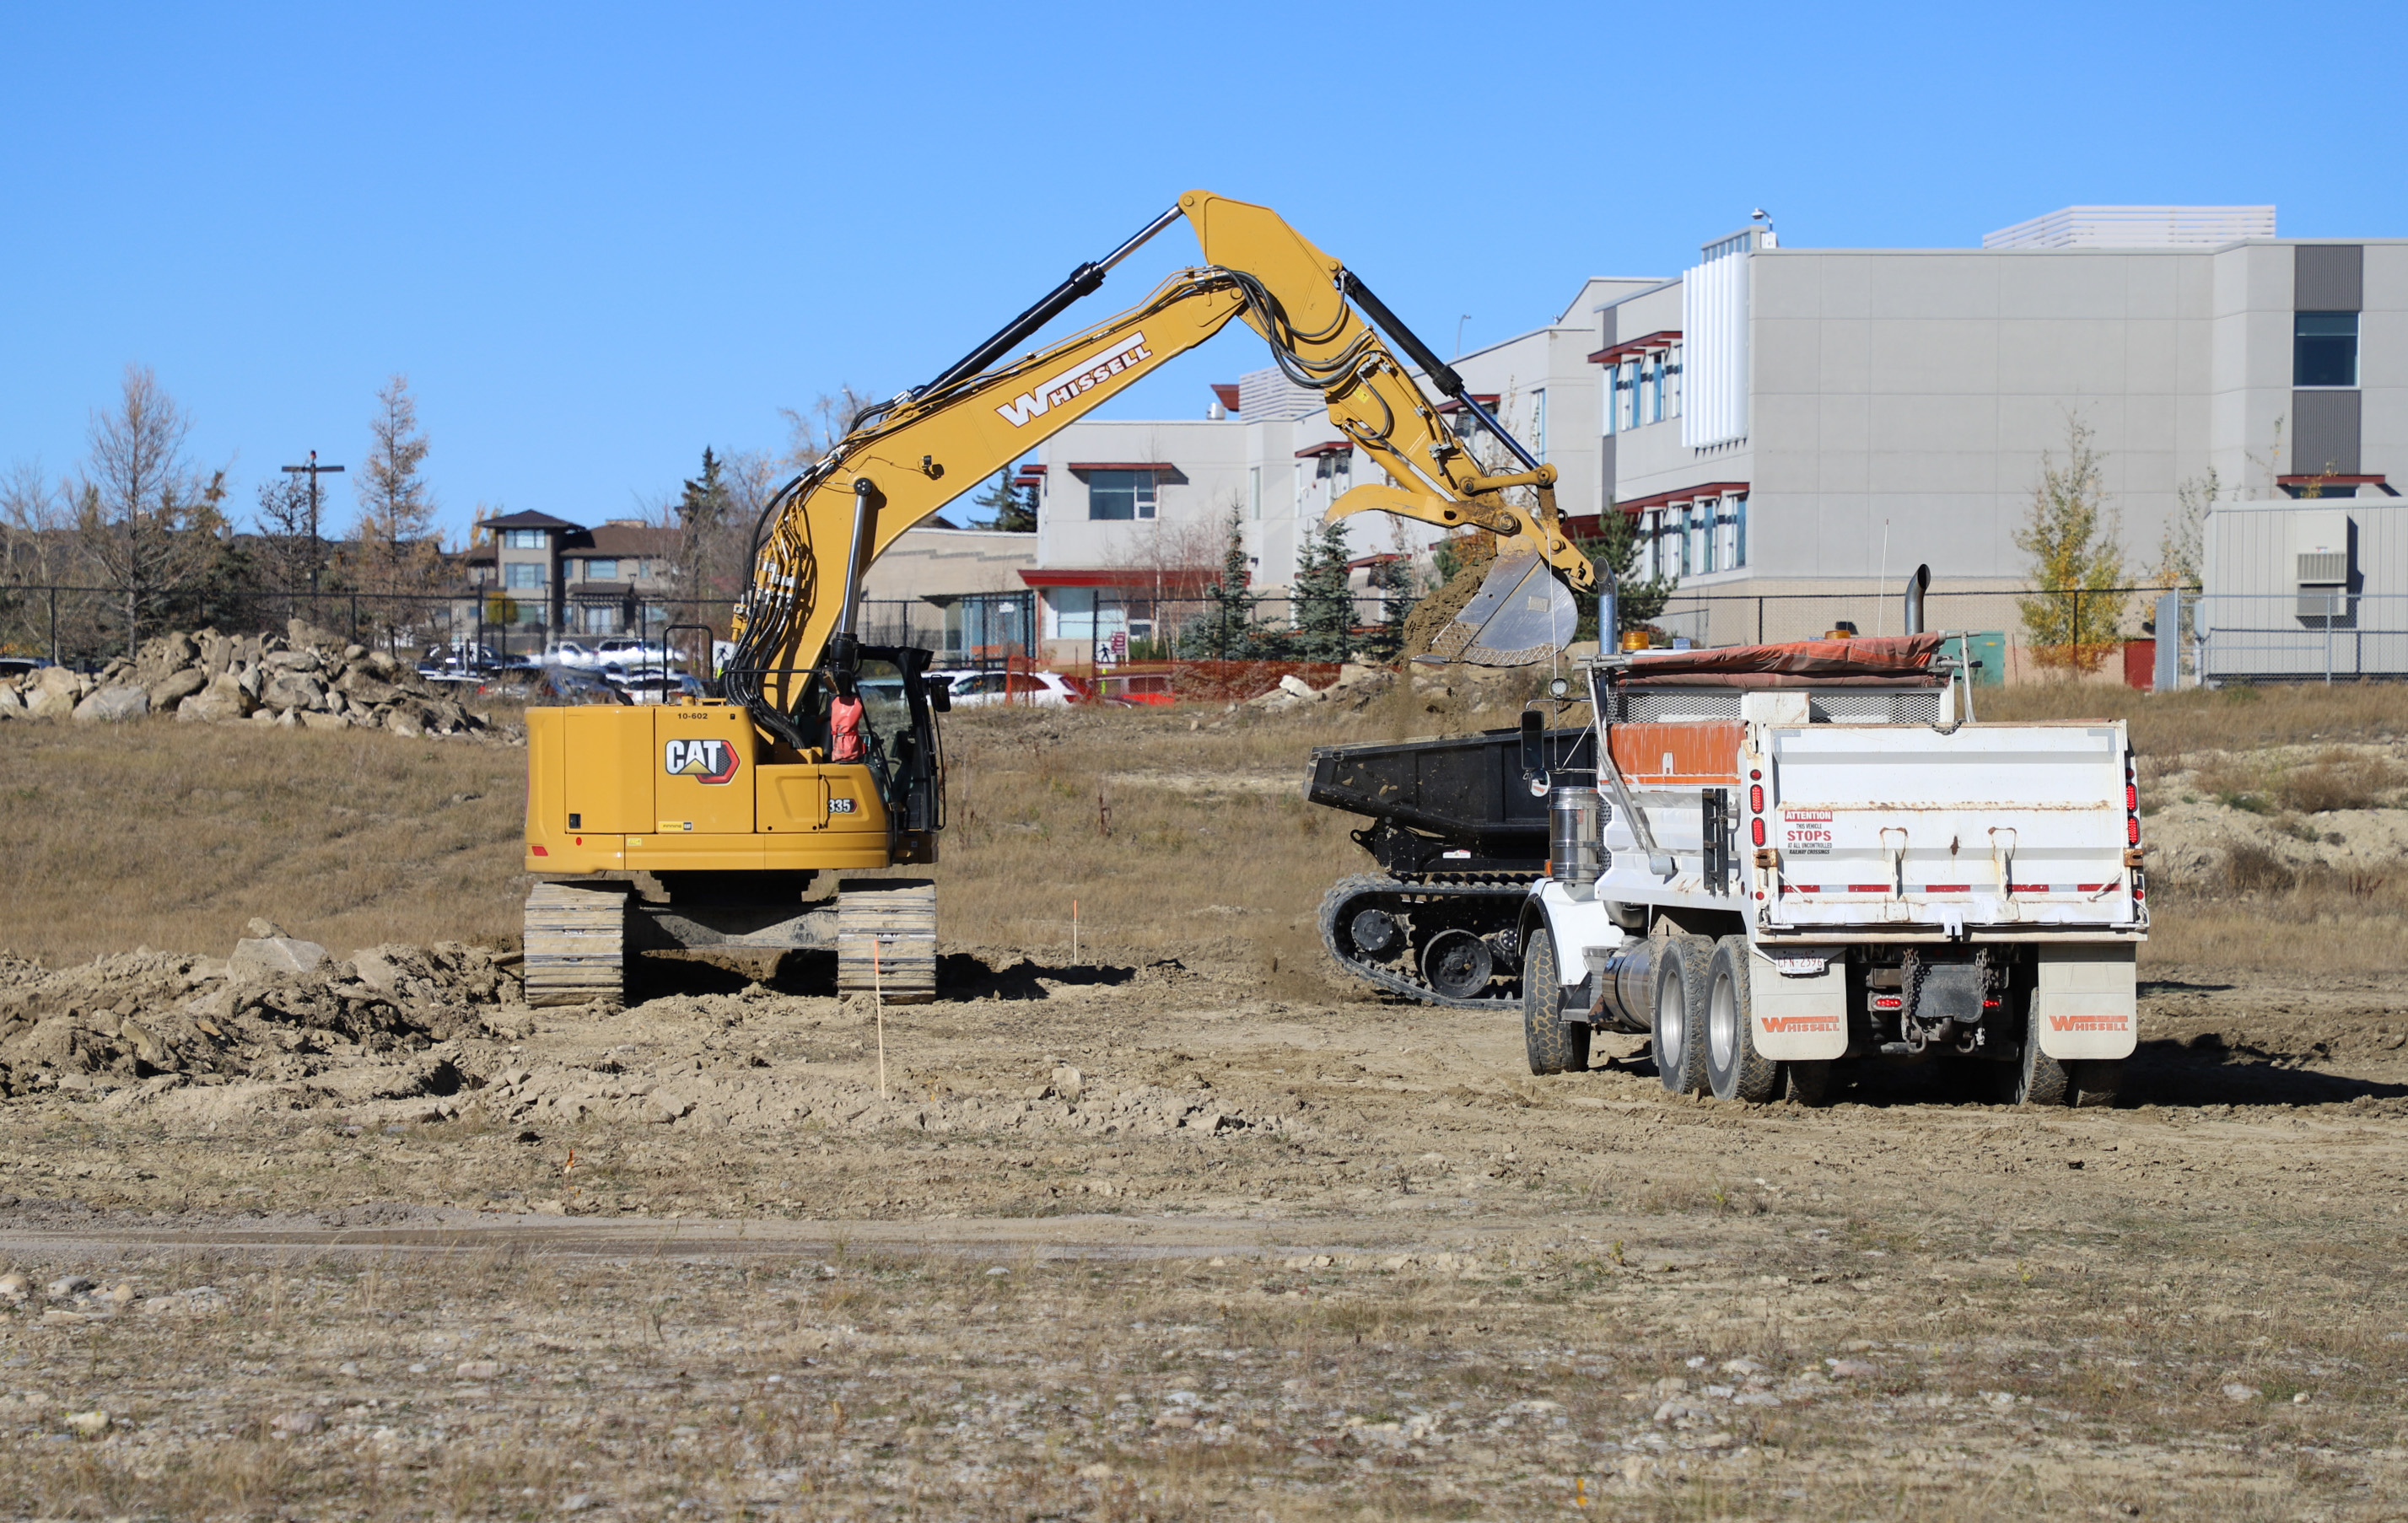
[1095,671,1176,707]
[938,669,1095,709]
[531,665,628,706]
[0,655,51,682]
[605,670,706,704]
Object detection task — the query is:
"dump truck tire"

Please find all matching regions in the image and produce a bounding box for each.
[1705,937,1780,1103]
[1520,927,1589,1076]
[2070,1060,2123,1109]
[1785,1060,1837,1106]
[2007,1006,2071,1106]
[1652,934,1714,1095]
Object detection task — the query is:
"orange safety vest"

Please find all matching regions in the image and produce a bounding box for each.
[828,695,865,762]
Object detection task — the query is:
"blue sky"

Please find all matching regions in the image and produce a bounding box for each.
[3,1,2401,543]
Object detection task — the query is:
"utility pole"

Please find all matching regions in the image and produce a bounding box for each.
[280,452,346,602]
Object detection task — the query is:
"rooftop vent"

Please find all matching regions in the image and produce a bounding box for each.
[1982,206,2276,250]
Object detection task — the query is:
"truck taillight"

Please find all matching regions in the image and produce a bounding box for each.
[1871,994,1903,1011]
[1750,818,1766,847]
[1748,783,1764,813]
[2128,815,2141,847]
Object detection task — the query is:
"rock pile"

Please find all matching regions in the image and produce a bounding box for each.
[0,925,524,1103]
[0,619,489,736]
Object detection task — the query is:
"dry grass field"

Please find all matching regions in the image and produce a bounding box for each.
[1,680,2405,1520]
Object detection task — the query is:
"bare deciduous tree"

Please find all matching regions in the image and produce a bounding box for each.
[72,365,228,656]
[350,375,442,645]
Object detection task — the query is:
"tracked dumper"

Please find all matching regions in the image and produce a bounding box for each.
[1307,725,1593,1008]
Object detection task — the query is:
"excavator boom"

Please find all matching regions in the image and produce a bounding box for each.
[724,190,1597,745]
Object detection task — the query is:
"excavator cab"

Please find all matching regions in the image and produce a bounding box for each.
[796,645,947,847]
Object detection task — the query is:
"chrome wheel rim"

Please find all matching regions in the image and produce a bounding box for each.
[1710,970,1737,1073]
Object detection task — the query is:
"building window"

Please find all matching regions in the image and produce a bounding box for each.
[1086,470,1157,521]
[501,529,547,550]
[1728,495,1747,569]
[2295,312,2358,388]
[585,557,618,581]
[1694,505,1716,575]
[581,605,618,634]
[504,562,544,589]
[1665,343,1683,419]
[1616,362,1640,433]
[1248,466,1262,520]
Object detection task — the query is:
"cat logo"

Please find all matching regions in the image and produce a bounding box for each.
[663,737,740,785]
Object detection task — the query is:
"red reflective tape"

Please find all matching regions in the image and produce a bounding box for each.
[1791,885,1820,893]
[1920,884,1971,893]
[2009,884,2049,893]
[1845,884,1891,893]
[531,843,549,856]
[2077,883,2111,892]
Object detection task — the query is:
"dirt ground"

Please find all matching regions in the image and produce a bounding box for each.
[1,694,2405,1520]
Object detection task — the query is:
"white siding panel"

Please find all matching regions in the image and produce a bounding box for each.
[1683,245,1749,448]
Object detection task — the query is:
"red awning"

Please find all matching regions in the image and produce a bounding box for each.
[1211,383,1242,412]
[1586,329,1682,366]
[1612,481,1750,514]
[2278,473,2396,495]
[1433,394,1500,415]
[1613,634,1944,689]
[1017,568,1214,594]
[1295,439,1353,458]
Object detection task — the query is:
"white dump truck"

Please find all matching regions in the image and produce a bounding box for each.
[1515,631,2146,1106]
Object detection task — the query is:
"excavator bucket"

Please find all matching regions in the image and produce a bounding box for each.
[1416,551,1579,666]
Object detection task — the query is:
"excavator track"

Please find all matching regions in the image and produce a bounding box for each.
[837,879,938,1004]
[1317,872,1537,1011]
[522,881,632,1008]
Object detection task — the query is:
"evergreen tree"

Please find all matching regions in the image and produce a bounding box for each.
[1175,505,1273,659]
[1290,517,1356,663]
[676,446,734,594]
[1580,505,1677,643]
[970,469,1035,532]
[1360,552,1417,661]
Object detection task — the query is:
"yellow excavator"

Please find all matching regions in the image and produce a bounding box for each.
[520,189,1600,1006]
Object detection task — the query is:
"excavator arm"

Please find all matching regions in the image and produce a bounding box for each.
[725,189,1596,747]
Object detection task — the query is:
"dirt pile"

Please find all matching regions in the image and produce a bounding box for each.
[0,618,493,737]
[0,938,522,1106]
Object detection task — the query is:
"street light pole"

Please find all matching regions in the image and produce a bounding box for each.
[280,452,346,609]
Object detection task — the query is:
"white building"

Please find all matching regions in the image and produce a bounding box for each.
[1021,206,2405,659]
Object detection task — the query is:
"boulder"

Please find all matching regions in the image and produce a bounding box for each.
[147,666,208,709]
[335,670,400,706]
[261,671,326,711]
[35,665,83,697]
[288,617,345,650]
[0,687,21,717]
[229,936,327,982]
[177,673,256,723]
[130,632,198,687]
[72,686,150,724]
[384,708,425,738]
[299,709,348,731]
[27,686,78,720]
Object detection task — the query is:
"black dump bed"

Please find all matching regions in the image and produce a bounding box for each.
[1305,726,1593,875]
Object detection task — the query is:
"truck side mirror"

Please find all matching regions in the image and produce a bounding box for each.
[1518,708,1543,778]
[929,682,951,713]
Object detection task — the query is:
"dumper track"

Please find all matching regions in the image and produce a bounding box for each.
[1317,872,1537,1010]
